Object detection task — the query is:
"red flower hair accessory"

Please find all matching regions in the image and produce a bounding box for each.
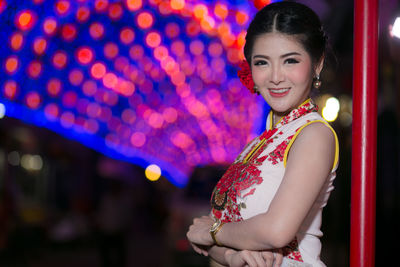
[237,60,256,94]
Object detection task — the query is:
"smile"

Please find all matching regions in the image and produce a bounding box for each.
[268,88,290,97]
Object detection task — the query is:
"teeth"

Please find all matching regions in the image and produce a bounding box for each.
[270,88,289,93]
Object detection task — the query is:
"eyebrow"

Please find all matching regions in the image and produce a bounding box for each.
[252,52,302,59]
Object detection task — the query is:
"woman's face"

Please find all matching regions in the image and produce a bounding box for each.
[251,32,322,117]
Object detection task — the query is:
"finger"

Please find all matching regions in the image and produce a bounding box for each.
[252,252,268,267]
[261,251,274,267]
[273,249,283,267]
[240,250,258,267]
[190,242,209,256]
[190,243,202,254]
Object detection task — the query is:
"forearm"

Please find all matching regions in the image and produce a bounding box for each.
[208,245,234,266]
[216,213,290,251]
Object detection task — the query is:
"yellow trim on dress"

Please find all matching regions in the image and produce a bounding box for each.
[283,120,339,172]
[243,138,266,164]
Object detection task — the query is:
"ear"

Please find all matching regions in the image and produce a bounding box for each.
[314,56,325,76]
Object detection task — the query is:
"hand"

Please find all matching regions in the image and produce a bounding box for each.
[189,241,209,256]
[186,215,215,246]
[225,249,283,267]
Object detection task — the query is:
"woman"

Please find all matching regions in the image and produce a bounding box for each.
[186,2,339,267]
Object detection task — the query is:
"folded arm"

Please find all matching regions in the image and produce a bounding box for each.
[187,122,336,250]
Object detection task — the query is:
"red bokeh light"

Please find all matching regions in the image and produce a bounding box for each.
[108,3,123,20]
[89,22,105,39]
[43,18,57,35]
[102,73,118,88]
[137,11,154,29]
[189,40,204,55]
[26,91,41,109]
[126,0,142,11]
[154,46,169,61]
[171,40,185,56]
[193,4,208,19]
[69,69,84,86]
[254,0,271,10]
[44,103,60,121]
[121,109,136,124]
[55,0,71,16]
[10,32,24,51]
[15,10,36,31]
[82,80,97,96]
[91,62,107,79]
[3,80,18,100]
[214,3,228,20]
[52,51,68,69]
[158,2,172,15]
[120,27,135,44]
[170,0,185,10]
[33,37,47,55]
[61,24,77,42]
[27,60,42,78]
[76,6,90,22]
[129,45,144,60]
[236,11,249,25]
[130,132,146,147]
[62,91,78,108]
[165,22,180,38]
[208,42,223,57]
[94,0,108,12]
[186,20,201,36]
[145,32,161,48]
[47,78,62,96]
[5,56,19,74]
[76,47,94,65]
[104,42,119,59]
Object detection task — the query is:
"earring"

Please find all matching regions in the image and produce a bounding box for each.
[313,75,322,89]
[253,85,260,95]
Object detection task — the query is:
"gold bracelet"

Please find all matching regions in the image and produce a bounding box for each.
[210,220,225,246]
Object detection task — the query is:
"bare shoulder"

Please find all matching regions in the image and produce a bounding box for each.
[296,121,336,147]
[287,121,337,170]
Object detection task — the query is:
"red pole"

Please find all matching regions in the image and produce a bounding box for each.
[351,0,378,266]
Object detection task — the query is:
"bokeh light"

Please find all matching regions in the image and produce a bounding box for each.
[0,0,275,186]
[322,96,340,122]
[145,164,162,181]
[0,103,5,119]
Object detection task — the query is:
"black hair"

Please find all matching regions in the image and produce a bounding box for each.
[244,1,328,67]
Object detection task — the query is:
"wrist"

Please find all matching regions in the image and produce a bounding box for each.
[224,248,236,264]
[209,219,225,246]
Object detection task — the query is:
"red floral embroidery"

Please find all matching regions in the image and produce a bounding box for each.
[278,100,318,127]
[283,238,304,262]
[266,135,294,165]
[210,99,318,249]
[260,128,277,140]
[237,60,255,93]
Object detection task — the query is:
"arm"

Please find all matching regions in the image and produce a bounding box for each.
[208,245,283,267]
[187,122,336,250]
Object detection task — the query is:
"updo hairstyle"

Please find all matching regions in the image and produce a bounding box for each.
[244,1,328,68]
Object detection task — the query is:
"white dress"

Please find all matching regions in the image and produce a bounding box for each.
[210,99,339,266]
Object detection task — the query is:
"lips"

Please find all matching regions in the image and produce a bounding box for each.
[268,87,290,97]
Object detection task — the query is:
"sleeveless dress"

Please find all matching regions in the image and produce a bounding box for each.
[210,99,339,267]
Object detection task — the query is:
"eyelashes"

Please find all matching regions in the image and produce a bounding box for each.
[284,58,299,64]
[253,60,267,66]
[253,58,300,66]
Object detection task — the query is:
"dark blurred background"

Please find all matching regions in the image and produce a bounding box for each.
[1,0,400,266]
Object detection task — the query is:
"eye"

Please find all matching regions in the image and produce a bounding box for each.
[284,58,299,64]
[253,60,267,66]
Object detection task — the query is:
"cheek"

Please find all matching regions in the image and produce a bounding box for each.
[251,68,266,83]
[288,65,312,84]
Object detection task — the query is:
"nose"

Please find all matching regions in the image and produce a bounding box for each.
[270,65,284,84]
